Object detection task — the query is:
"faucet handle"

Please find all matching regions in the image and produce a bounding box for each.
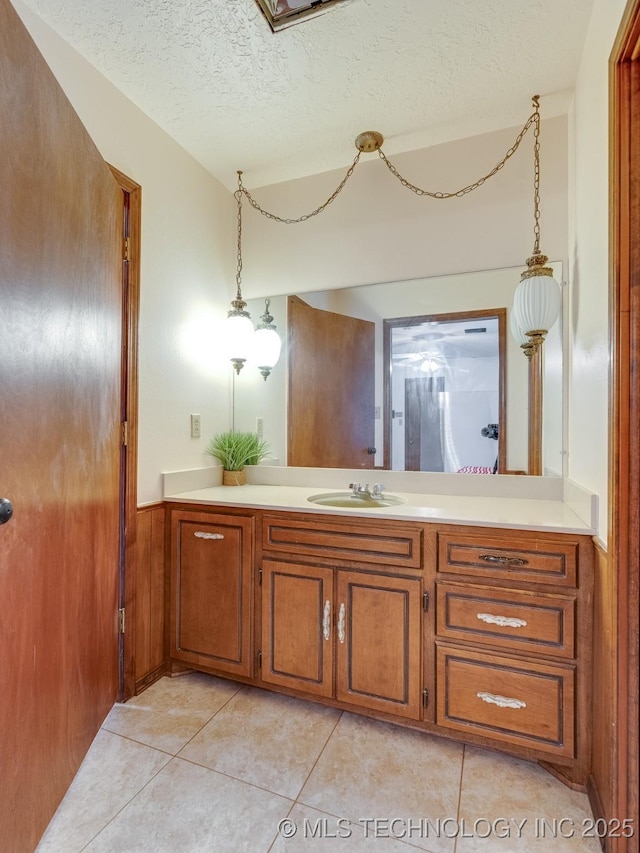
[372,483,385,498]
[348,482,360,495]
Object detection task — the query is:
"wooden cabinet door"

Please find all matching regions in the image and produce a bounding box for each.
[171,512,253,676]
[261,559,334,698]
[336,571,422,719]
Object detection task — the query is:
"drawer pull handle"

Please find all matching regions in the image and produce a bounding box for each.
[337,603,346,644]
[479,554,528,567]
[194,531,225,540]
[322,600,331,641]
[477,691,526,710]
[477,613,527,628]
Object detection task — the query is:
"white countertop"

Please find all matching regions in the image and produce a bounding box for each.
[164,484,595,535]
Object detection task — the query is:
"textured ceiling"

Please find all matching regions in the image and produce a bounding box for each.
[20,0,595,190]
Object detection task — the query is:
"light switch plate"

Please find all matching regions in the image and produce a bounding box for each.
[191,414,201,438]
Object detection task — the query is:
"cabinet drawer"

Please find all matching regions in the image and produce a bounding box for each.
[263,515,423,570]
[436,582,575,658]
[437,531,577,587]
[436,644,574,758]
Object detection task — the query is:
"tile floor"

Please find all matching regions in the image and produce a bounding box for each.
[36,672,601,852]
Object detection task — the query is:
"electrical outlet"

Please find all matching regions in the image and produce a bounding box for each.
[256,417,263,437]
[190,414,201,438]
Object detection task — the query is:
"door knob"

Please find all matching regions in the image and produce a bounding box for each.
[366,447,377,454]
[0,498,14,525]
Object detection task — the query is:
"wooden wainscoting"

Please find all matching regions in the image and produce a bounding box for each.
[134,503,167,692]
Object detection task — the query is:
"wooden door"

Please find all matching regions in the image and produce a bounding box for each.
[405,377,445,471]
[335,570,422,719]
[0,3,123,850]
[170,512,253,677]
[261,559,334,697]
[287,295,375,468]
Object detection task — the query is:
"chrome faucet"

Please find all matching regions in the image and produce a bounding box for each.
[348,483,386,499]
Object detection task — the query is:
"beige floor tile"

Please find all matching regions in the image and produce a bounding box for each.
[455,746,601,852]
[179,685,341,799]
[84,756,292,853]
[270,803,424,851]
[35,730,170,853]
[298,714,464,853]
[102,672,240,754]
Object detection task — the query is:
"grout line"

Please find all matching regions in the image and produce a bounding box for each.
[75,735,173,852]
[172,681,244,755]
[293,709,344,804]
[98,728,178,757]
[264,710,345,853]
[452,745,467,853]
[173,752,295,802]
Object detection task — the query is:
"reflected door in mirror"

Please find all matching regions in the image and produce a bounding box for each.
[288,296,375,468]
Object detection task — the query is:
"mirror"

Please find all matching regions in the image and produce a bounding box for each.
[233,263,565,476]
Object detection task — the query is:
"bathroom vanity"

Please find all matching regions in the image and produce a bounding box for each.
[163,479,594,788]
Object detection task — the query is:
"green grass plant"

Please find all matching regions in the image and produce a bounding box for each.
[205,431,270,471]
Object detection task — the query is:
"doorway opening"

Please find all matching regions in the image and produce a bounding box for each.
[383,308,506,473]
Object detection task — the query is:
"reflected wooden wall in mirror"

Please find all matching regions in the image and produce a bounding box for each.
[233,263,565,476]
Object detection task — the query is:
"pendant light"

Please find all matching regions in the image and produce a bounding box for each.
[253,298,282,380]
[512,96,562,354]
[226,171,254,374]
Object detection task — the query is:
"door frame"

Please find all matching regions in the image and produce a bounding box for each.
[109,165,141,701]
[609,1,640,843]
[383,308,507,472]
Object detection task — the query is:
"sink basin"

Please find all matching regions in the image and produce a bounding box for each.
[307,491,407,508]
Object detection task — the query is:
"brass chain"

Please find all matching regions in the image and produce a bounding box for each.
[235,98,541,224]
[378,104,539,201]
[531,96,541,256]
[238,152,362,224]
[234,172,243,301]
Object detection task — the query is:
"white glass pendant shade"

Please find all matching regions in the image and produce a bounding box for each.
[254,326,282,376]
[226,311,255,368]
[253,298,281,380]
[513,273,561,335]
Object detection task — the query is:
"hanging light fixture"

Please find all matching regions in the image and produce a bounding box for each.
[226,171,255,375]
[253,298,282,380]
[512,96,562,356]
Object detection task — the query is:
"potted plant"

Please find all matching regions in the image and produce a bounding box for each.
[206,430,270,486]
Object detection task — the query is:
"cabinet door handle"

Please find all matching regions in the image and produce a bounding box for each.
[337,603,346,644]
[477,691,526,710]
[479,554,528,567]
[476,613,527,628]
[322,600,331,641]
[194,531,224,540]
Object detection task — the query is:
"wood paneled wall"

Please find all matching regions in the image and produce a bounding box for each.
[134,504,167,691]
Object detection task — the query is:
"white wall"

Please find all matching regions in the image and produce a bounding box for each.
[12,0,236,504]
[569,0,629,542]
